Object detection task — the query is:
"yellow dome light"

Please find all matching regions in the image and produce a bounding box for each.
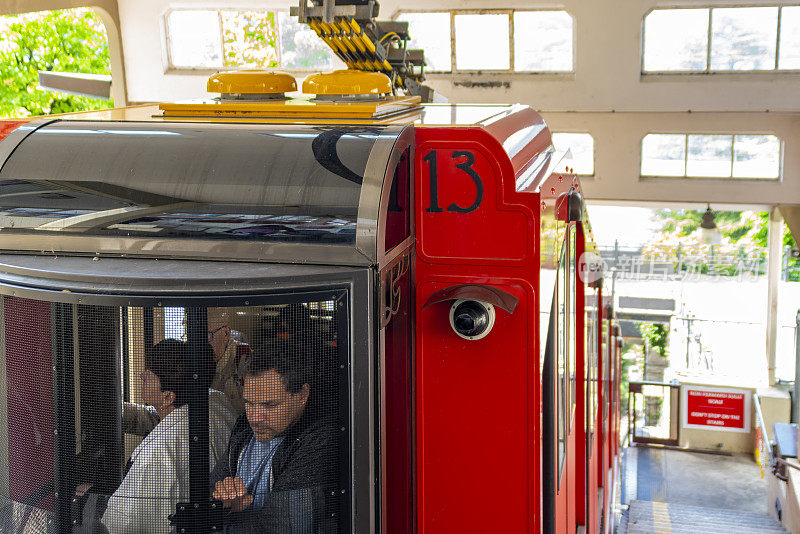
[207,70,297,100]
[303,69,392,99]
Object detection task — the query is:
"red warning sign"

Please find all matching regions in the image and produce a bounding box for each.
[684,387,749,431]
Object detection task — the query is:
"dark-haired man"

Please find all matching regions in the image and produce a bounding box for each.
[102,339,237,534]
[212,341,337,533]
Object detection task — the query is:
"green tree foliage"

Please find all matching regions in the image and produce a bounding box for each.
[0,9,113,117]
[221,10,278,68]
[640,323,669,358]
[655,208,796,249]
[751,212,798,249]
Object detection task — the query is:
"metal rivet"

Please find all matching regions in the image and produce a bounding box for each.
[54,492,59,498]
[193,436,198,441]
[194,503,199,509]
[340,427,345,432]
[341,489,345,494]
[212,503,217,508]
[193,374,198,380]
[244,301,249,305]
[53,429,58,435]
[340,364,345,369]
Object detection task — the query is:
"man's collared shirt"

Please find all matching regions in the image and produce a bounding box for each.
[237,435,285,510]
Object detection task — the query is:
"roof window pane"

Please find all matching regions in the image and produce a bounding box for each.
[687,135,732,177]
[643,9,709,71]
[641,134,686,176]
[732,135,780,179]
[166,10,223,69]
[455,14,510,70]
[552,133,593,175]
[397,12,452,71]
[277,12,343,69]
[778,6,800,70]
[710,7,778,71]
[514,11,573,72]
[220,11,278,68]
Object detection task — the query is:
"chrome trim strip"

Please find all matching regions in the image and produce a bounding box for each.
[376,126,414,269]
[0,231,374,266]
[0,254,365,297]
[348,268,376,534]
[356,125,410,265]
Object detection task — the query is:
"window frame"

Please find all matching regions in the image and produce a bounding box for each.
[163,7,341,74]
[393,8,575,74]
[639,132,783,181]
[641,5,800,75]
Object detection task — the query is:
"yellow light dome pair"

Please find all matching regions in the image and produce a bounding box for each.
[207,69,391,98]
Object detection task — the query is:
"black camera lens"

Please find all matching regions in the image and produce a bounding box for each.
[452,301,489,338]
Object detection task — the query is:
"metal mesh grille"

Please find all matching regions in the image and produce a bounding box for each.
[0,295,347,534]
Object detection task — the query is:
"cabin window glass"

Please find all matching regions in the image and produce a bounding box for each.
[603,322,610,422]
[384,149,411,253]
[163,307,186,340]
[0,295,349,533]
[585,287,598,442]
[641,133,781,179]
[556,240,567,486]
[552,133,594,176]
[568,225,577,421]
[454,14,510,70]
[513,11,573,72]
[395,12,452,71]
[643,6,800,73]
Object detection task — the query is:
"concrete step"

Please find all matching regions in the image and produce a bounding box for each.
[626,500,787,534]
[626,521,785,534]
[632,515,785,529]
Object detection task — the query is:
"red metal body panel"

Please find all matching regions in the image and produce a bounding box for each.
[382,257,414,534]
[414,124,541,533]
[0,121,26,142]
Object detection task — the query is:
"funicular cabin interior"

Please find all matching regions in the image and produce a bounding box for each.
[0,68,621,533]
